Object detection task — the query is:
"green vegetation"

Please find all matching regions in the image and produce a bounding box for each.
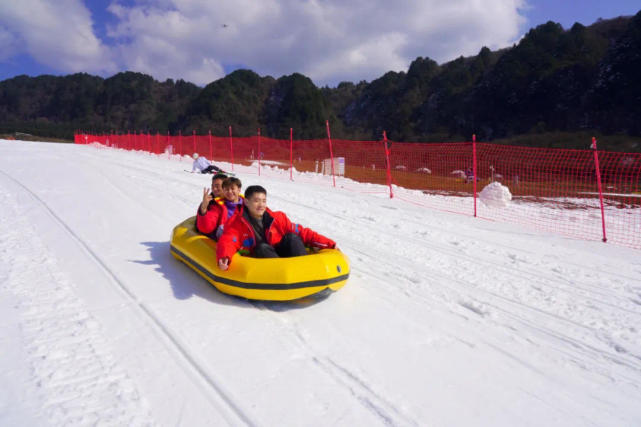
[183,69,273,136]
[1,11,640,151]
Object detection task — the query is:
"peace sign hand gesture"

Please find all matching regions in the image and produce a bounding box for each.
[200,187,213,214]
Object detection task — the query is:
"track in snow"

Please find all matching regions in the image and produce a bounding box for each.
[0,169,257,426]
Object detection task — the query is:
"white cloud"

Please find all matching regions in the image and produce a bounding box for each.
[1,0,527,86]
[106,0,527,86]
[107,3,228,84]
[0,0,116,74]
[307,32,410,84]
[399,0,527,60]
[0,25,19,61]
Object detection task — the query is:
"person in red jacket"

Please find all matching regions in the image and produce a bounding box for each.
[217,185,336,271]
[196,176,243,240]
[198,172,227,207]
[194,173,227,237]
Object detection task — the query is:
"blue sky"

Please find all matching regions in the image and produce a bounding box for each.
[0,1,639,87]
[524,0,639,29]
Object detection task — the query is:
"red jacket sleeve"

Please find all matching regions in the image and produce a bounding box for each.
[275,212,336,249]
[216,215,243,263]
[196,203,222,234]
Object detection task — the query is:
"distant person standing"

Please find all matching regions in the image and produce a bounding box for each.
[191,153,224,174]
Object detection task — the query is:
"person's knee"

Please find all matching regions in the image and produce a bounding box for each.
[278,233,307,256]
[281,232,301,243]
[253,243,278,258]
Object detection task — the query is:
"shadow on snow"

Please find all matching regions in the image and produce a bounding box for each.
[134,241,332,311]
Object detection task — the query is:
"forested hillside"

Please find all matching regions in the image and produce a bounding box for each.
[1,11,640,151]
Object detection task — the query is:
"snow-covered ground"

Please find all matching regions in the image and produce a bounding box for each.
[1,139,640,426]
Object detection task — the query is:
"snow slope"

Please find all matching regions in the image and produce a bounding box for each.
[1,139,640,426]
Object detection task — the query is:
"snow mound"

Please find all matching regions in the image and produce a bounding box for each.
[479,182,512,208]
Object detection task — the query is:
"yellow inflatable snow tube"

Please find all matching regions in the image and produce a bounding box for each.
[170,217,350,301]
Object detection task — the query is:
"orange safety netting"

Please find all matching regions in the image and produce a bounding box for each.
[75,131,641,249]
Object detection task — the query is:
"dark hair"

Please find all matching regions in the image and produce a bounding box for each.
[244,185,267,200]
[212,173,228,182]
[222,177,242,189]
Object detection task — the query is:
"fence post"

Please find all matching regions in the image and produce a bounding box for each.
[179,130,183,161]
[229,126,234,171]
[473,134,477,218]
[383,131,394,199]
[290,128,294,181]
[592,137,607,242]
[257,128,262,176]
[208,130,212,160]
[326,120,336,187]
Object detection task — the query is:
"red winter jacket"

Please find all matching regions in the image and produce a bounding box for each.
[216,205,336,265]
[196,196,243,239]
